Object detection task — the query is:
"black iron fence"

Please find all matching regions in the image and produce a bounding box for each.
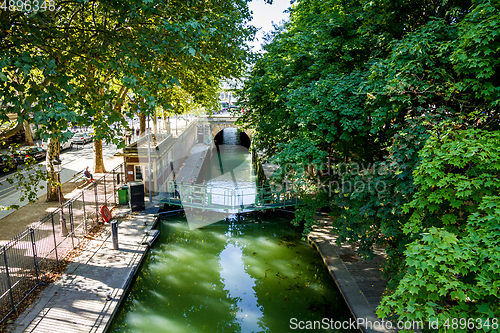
[0,163,126,323]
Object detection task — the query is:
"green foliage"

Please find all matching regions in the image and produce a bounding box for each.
[239,0,500,326]
[1,0,255,208]
[451,0,500,106]
[378,128,500,331]
[12,161,47,205]
[404,127,500,234]
[328,120,429,285]
[0,153,47,209]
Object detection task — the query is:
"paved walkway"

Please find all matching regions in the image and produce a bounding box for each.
[308,214,395,333]
[8,207,159,333]
[175,143,211,184]
[0,144,123,221]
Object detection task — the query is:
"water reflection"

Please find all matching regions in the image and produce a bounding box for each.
[108,216,356,333]
[220,243,265,332]
[205,128,257,208]
[206,128,256,189]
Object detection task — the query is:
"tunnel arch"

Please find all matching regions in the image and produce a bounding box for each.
[213,127,251,149]
[210,123,252,142]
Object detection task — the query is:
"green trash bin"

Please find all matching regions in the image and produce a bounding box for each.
[118,185,128,205]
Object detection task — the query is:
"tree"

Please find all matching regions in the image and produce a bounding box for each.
[238,0,500,326]
[23,120,34,146]
[1,0,255,205]
[378,127,500,328]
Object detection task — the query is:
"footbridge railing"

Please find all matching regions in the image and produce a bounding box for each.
[160,181,299,212]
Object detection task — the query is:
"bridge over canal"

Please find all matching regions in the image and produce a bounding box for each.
[160,181,299,213]
[197,114,252,143]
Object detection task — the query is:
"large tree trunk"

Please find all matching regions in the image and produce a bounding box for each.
[46,138,60,202]
[90,71,117,176]
[24,121,34,146]
[93,139,106,173]
[139,113,146,135]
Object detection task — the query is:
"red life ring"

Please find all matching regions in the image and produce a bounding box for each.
[100,205,112,223]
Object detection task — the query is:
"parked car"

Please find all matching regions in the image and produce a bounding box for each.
[61,139,73,150]
[71,132,93,145]
[0,153,17,172]
[13,146,46,163]
[40,139,73,151]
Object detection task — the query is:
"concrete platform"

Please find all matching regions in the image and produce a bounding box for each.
[175,144,211,184]
[308,215,395,333]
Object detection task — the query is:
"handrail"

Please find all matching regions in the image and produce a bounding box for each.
[160,181,300,212]
[67,169,85,183]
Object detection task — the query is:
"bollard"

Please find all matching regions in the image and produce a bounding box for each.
[111,221,119,250]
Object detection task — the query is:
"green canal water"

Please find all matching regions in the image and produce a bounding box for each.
[107,215,356,333]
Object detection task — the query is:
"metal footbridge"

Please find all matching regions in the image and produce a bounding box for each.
[159,181,299,213]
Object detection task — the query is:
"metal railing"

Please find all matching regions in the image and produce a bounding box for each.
[160,181,300,212]
[0,163,127,324]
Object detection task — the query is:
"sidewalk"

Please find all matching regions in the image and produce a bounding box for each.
[308,214,394,333]
[8,205,160,333]
[0,150,123,226]
[175,143,211,184]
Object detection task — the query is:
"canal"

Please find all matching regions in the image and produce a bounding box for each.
[107,129,355,333]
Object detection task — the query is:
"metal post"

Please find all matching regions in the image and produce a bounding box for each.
[113,170,117,205]
[104,175,107,207]
[232,189,235,210]
[69,202,75,248]
[82,190,87,234]
[94,183,100,224]
[51,214,59,265]
[111,221,119,250]
[29,228,40,285]
[58,173,68,236]
[3,250,15,312]
[148,116,152,204]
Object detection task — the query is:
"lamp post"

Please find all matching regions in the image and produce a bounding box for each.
[52,158,68,236]
[147,116,152,203]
